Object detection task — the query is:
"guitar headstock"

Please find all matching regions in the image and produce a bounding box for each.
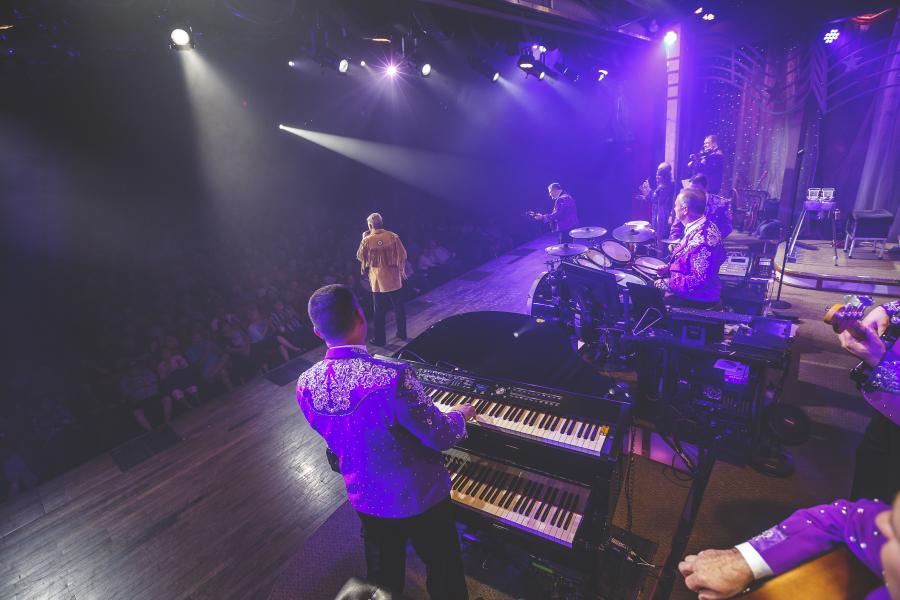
[824,296,873,335]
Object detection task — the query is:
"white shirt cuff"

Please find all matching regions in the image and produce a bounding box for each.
[735,542,774,580]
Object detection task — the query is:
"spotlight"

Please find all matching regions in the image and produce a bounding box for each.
[315,49,351,74]
[664,31,678,46]
[538,70,546,80]
[597,68,609,82]
[170,28,193,50]
[386,64,398,77]
[288,60,295,67]
[517,52,535,70]
[694,6,704,14]
[702,12,716,21]
[823,28,840,44]
[360,60,367,67]
[555,62,580,82]
[420,63,432,77]
[469,57,499,82]
[532,44,547,54]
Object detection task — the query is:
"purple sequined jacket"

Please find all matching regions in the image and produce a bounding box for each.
[665,217,726,302]
[864,300,900,425]
[297,346,467,518]
[738,498,890,599]
[544,193,578,234]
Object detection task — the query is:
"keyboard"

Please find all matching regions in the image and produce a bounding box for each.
[670,306,754,325]
[444,449,591,548]
[426,385,611,457]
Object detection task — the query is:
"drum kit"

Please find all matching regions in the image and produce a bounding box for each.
[542,219,667,288]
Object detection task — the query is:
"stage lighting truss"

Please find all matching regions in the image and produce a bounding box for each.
[169,27,194,50]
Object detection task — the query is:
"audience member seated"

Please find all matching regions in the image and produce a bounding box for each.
[246,305,277,373]
[680,494,900,599]
[269,299,313,362]
[118,364,172,432]
[157,347,201,408]
[184,330,233,392]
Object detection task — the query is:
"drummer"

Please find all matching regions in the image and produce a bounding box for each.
[654,188,726,309]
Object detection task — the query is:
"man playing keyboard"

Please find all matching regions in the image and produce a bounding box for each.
[297,284,476,600]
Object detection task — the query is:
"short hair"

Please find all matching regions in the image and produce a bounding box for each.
[704,134,718,145]
[367,213,383,228]
[690,173,708,189]
[548,182,562,191]
[657,162,672,175]
[678,188,706,216]
[307,285,361,339]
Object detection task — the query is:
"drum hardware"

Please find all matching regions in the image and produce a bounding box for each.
[599,240,633,266]
[633,257,667,281]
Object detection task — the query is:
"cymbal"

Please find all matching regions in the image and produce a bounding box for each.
[568,226,608,239]
[544,242,588,257]
[613,224,656,243]
[661,237,681,245]
[624,220,651,228]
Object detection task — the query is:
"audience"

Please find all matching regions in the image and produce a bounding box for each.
[0,203,526,502]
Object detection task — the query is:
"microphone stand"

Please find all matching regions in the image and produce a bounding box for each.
[770,148,805,311]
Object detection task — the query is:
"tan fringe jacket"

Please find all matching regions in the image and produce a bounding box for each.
[357,229,407,293]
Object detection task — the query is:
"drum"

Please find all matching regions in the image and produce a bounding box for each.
[607,270,647,288]
[633,256,667,280]
[600,240,632,265]
[572,256,605,271]
[526,272,558,319]
[583,248,612,269]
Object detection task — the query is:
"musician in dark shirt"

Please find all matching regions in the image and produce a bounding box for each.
[688,134,725,194]
[530,182,579,243]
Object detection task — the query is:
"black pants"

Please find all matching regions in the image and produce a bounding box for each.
[356,499,468,600]
[372,289,406,345]
[851,413,900,501]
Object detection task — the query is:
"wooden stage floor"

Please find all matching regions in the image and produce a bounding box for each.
[1,235,892,600]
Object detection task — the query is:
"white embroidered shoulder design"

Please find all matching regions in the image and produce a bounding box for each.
[297,359,398,413]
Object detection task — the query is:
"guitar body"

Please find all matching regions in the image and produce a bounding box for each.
[824,298,900,390]
[743,547,881,599]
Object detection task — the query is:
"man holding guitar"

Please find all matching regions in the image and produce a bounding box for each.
[679,299,900,599]
[527,182,578,243]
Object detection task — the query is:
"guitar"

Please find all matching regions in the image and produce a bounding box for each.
[824,295,900,388]
[742,547,881,599]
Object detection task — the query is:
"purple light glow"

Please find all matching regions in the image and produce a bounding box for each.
[386,64,398,77]
[664,31,678,46]
[823,29,840,44]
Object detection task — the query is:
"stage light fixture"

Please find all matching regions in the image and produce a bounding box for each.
[288,60,295,67]
[315,49,351,74]
[386,64,399,77]
[597,68,609,82]
[170,28,193,50]
[702,12,716,21]
[823,28,840,44]
[420,62,432,77]
[538,70,546,80]
[360,60,367,67]
[694,6,704,14]
[664,31,678,46]
[517,52,535,72]
[469,57,500,82]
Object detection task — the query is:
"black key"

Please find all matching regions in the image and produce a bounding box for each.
[590,423,600,441]
[550,416,561,431]
[577,422,586,438]
[513,480,534,514]
[501,477,523,509]
[556,492,575,528]
[525,483,543,515]
[538,413,550,429]
[466,465,488,495]
[479,469,503,501]
[540,488,558,522]
[489,473,511,504]
[563,495,579,530]
[551,492,569,526]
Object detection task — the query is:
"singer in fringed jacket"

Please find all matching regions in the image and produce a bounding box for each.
[357,212,408,346]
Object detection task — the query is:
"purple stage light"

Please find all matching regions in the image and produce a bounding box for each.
[386,64,398,77]
[702,12,715,21]
[288,60,295,67]
[597,69,608,82]
[694,6,704,14]
[823,29,840,44]
[664,31,678,46]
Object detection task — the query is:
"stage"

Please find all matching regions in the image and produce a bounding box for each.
[0,235,892,600]
[775,240,900,296]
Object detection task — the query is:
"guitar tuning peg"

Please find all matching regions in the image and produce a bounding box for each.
[857,295,874,307]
